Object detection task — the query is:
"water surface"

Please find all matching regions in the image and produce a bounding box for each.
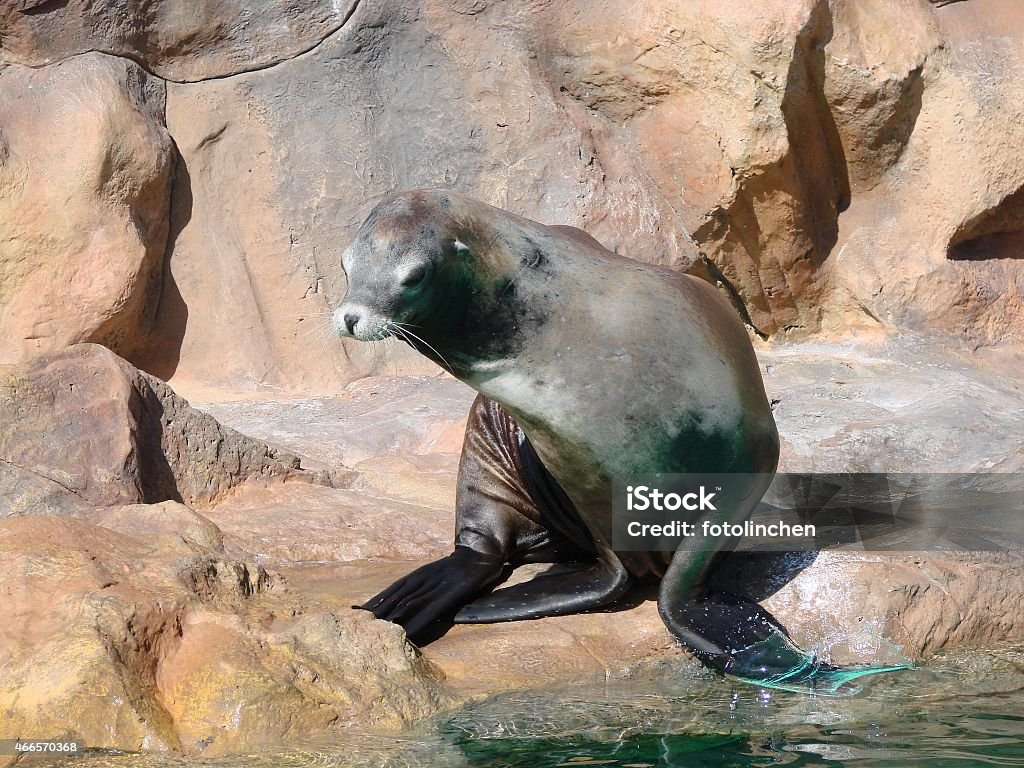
[29,644,1024,767]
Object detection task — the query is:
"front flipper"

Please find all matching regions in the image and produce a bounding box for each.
[360,546,507,644]
[724,631,913,696]
[454,557,630,623]
[660,569,911,695]
[658,474,911,694]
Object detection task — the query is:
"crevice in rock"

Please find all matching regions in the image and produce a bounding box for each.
[129,144,191,381]
[16,0,69,15]
[690,0,850,338]
[94,600,189,750]
[781,0,850,235]
[699,254,767,339]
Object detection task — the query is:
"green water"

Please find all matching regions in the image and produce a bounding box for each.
[27,645,1024,767]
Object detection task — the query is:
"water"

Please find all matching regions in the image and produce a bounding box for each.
[27,645,1024,767]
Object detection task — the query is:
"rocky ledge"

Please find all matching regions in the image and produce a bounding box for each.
[1,338,1022,758]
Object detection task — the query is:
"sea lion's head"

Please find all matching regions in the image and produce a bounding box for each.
[334,190,466,343]
[333,189,540,373]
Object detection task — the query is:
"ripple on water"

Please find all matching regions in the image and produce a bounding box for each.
[24,644,1024,768]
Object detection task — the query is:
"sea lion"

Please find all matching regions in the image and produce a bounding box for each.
[333,189,861,687]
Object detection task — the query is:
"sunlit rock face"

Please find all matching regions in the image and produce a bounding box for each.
[4,0,1023,388]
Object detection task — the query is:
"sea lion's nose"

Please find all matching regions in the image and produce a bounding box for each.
[343,311,360,335]
[333,305,364,337]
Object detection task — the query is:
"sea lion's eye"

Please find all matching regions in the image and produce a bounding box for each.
[400,264,430,288]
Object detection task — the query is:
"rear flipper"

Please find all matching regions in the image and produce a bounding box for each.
[360,546,507,644]
[660,588,911,695]
[455,558,630,623]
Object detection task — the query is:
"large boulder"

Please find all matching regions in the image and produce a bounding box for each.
[0,54,174,366]
[0,509,454,756]
[2,1,1022,389]
[0,344,316,516]
[133,0,1024,394]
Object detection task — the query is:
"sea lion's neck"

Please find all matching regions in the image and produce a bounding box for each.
[427,209,598,388]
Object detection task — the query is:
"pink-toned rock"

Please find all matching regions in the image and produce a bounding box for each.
[0,54,173,366]
[1,0,1023,390]
[0,0,360,83]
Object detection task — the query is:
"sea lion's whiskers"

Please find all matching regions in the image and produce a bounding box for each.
[301,317,337,339]
[390,322,454,374]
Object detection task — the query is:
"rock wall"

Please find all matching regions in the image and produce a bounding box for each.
[1,0,1023,392]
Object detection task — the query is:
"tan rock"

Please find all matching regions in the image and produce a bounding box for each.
[200,481,452,564]
[0,510,454,755]
[825,0,1024,343]
[155,609,451,756]
[825,0,940,192]
[760,551,1024,662]
[194,376,474,466]
[0,54,173,366]
[0,344,316,516]
[3,0,1024,390]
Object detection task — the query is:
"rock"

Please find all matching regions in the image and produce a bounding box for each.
[194,376,475,468]
[200,482,453,563]
[88,501,227,553]
[1,336,1022,754]
[824,0,939,192]
[0,54,174,366]
[0,344,316,516]
[826,0,1024,344]
[291,559,687,698]
[758,550,1024,662]
[0,510,454,757]
[155,609,452,755]
[760,334,1024,472]
[132,0,1023,395]
[1,1,1023,389]
[0,0,360,83]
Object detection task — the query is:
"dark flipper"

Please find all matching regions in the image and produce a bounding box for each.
[724,632,913,695]
[659,475,910,693]
[660,544,913,694]
[455,556,630,623]
[659,587,905,692]
[360,546,507,644]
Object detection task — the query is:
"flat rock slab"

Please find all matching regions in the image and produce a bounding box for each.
[196,333,1024,680]
[196,375,474,468]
